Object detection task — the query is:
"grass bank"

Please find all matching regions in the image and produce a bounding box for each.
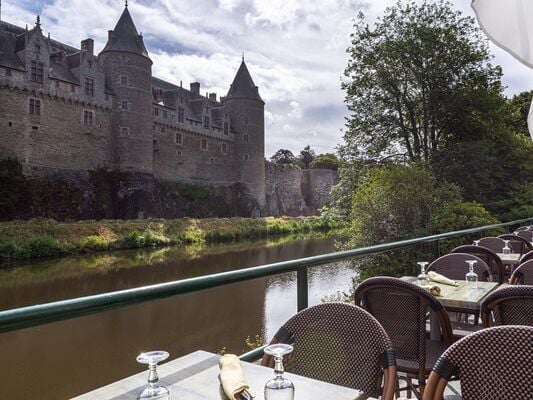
[0,216,345,265]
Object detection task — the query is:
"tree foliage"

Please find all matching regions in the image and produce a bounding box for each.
[309,153,340,170]
[270,149,297,165]
[342,0,503,163]
[298,145,316,168]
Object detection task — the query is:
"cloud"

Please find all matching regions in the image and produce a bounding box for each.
[7,0,533,157]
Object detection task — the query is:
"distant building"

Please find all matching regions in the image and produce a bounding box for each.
[0,5,266,208]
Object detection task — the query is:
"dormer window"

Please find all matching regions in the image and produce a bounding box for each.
[154,107,159,116]
[178,107,184,123]
[223,122,229,136]
[84,77,95,96]
[121,100,129,111]
[30,61,44,83]
[35,45,41,54]
[163,110,168,119]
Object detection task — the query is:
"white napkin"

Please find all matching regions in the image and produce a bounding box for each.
[219,354,254,400]
[427,271,458,286]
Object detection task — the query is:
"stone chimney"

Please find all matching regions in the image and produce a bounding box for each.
[209,93,217,101]
[190,82,200,97]
[81,39,94,56]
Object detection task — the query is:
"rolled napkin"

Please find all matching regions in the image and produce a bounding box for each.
[427,271,458,286]
[421,285,441,296]
[219,354,254,400]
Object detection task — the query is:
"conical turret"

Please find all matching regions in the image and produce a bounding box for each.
[226,60,263,103]
[101,6,150,60]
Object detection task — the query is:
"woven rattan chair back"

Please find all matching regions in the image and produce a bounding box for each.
[423,326,533,400]
[514,225,531,232]
[519,250,533,265]
[497,234,532,255]
[354,277,452,393]
[515,230,533,242]
[480,285,533,327]
[261,303,397,400]
[427,253,491,281]
[510,259,533,285]
[450,245,504,284]
[477,237,506,253]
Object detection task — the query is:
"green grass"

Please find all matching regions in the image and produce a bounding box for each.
[0,216,346,265]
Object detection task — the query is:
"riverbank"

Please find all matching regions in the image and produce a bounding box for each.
[0,216,344,265]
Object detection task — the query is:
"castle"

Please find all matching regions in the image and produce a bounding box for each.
[0,5,266,209]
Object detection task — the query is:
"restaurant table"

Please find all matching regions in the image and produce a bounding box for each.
[402,277,500,340]
[496,252,521,266]
[74,350,366,400]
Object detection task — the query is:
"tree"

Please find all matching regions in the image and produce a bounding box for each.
[506,90,533,138]
[270,149,298,165]
[341,0,503,163]
[298,145,316,168]
[309,153,340,170]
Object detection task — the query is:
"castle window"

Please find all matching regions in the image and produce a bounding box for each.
[177,150,182,157]
[178,107,184,123]
[120,127,130,137]
[30,61,44,83]
[84,77,95,96]
[88,60,93,68]
[71,84,75,93]
[5,68,11,77]
[243,134,249,143]
[201,138,208,150]
[244,154,250,161]
[29,98,41,115]
[83,110,94,125]
[161,126,166,133]
[121,100,129,111]
[35,45,41,54]
[204,116,210,129]
[163,110,168,119]
[154,107,159,116]
[8,121,13,127]
[153,140,160,151]
[32,125,39,131]
[221,143,227,154]
[175,133,182,145]
[223,122,229,136]
[121,76,128,86]
[210,158,214,163]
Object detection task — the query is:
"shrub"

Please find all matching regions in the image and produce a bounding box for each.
[79,235,109,251]
[310,153,340,170]
[124,230,145,248]
[180,185,212,201]
[15,235,63,259]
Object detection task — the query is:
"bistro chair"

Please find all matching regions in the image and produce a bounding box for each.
[514,225,531,232]
[509,259,533,285]
[354,277,453,398]
[450,245,504,284]
[480,285,533,327]
[427,253,491,327]
[515,230,533,242]
[422,326,533,400]
[261,303,397,400]
[519,250,533,265]
[497,234,532,255]
[476,237,506,253]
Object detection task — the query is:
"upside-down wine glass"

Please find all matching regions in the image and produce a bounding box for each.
[473,240,480,246]
[136,351,171,400]
[502,240,512,255]
[465,260,478,288]
[417,261,429,284]
[264,343,295,400]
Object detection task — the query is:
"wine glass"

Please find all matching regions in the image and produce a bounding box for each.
[264,343,295,400]
[417,261,429,284]
[136,351,170,400]
[473,240,480,246]
[502,240,511,255]
[465,260,478,288]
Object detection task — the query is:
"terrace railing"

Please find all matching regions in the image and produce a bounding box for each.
[0,217,531,361]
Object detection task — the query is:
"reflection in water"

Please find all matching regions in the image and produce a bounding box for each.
[0,235,356,399]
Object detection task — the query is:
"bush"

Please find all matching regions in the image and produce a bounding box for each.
[79,235,109,251]
[15,235,63,259]
[310,153,340,170]
[123,229,170,248]
[180,185,212,201]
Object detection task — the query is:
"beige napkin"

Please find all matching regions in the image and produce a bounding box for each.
[427,271,458,286]
[420,284,441,296]
[219,354,254,400]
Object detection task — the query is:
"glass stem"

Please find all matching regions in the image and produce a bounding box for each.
[148,363,159,388]
[274,355,284,379]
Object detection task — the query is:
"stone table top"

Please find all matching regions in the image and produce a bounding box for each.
[402,276,500,312]
[74,350,365,400]
[496,253,521,265]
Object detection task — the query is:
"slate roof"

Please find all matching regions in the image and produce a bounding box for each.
[101,7,150,60]
[0,22,26,70]
[226,60,263,103]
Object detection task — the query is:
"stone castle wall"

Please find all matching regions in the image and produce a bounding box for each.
[265,163,339,216]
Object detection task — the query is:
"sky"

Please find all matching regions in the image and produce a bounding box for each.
[3,0,533,157]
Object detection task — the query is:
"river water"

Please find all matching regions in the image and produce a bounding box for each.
[0,235,356,399]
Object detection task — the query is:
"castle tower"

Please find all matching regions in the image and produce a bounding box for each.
[223,59,266,210]
[98,4,153,174]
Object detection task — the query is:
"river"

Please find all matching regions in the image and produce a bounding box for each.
[0,235,356,399]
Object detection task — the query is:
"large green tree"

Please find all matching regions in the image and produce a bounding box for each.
[341,0,503,163]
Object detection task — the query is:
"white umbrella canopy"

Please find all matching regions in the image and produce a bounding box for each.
[472,0,533,139]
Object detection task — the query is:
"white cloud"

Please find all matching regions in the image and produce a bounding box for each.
[8,0,533,157]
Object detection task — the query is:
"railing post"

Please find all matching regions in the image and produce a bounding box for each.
[297,269,308,311]
[432,239,440,259]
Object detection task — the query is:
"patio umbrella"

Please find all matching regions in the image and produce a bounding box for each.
[472,0,533,140]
